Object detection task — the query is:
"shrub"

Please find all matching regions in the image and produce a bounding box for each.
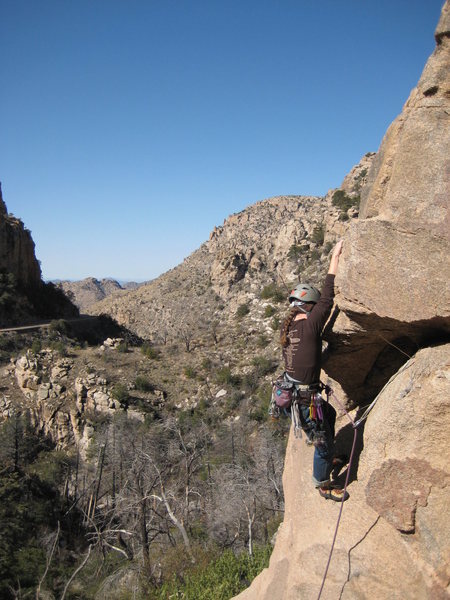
[243,371,259,393]
[201,357,213,371]
[287,244,303,259]
[256,335,270,349]
[135,376,154,392]
[48,319,68,336]
[271,316,281,331]
[31,339,42,354]
[272,288,286,303]
[261,284,285,303]
[184,365,197,379]
[249,383,272,422]
[266,514,284,539]
[225,390,242,412]
[154,545,272,600]
[215,367,240,387]
[323,241,333,255]
[116,340,128,353]
[49,340,67,356]
[236,303,250,319]
[263,305,276,318]
[310,249,320,262]
[311,224,325,245]
[141,343,161,360]
[249,401,267,422]
[331,189,359,217]
[111,384,129,407]
[251,356,275,376]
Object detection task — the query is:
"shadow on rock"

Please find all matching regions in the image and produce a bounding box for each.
[333,411,367,487]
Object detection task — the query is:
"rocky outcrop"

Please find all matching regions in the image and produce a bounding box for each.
[234,3,450,599]
[56,277,130,312]
[9,352,80,449]
[0,183,42,286]
[0,185,79,326]
[322,1,450,402]
[339,152,375,197]
[209,196,332,295]
[235,345,450,600]
[4,347,165,458]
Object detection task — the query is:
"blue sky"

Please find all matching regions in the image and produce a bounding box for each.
[0,0,444,281]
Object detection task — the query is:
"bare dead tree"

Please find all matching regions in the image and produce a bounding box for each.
[211,320,220,345]
[252,431,284,509]
[84,443,106,525]
[164,418,210,525]
[35,522,60,600]
[159,327,169,345]
[208,426,284,556]
[211,463,260,555]
[140,450,196,564]
[180,325,195,352]
[60,544,93,600]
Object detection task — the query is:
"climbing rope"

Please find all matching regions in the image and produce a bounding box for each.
[316,347,416,597]
[316,380,400,599]
[316,390,358,600]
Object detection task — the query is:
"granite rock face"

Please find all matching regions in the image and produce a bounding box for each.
[0,183,42,286]
[234,345,450,600]
[323,2,450,401]
[339,7,450,316]
[7,347,165,458]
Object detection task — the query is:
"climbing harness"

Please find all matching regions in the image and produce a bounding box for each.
[269,373,330,447]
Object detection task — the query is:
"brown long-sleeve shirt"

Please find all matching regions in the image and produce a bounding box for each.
[282,274,335,384]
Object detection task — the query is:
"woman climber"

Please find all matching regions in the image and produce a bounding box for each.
[280,240,348,502]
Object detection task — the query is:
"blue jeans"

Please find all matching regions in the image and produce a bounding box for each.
[299,401,336,487]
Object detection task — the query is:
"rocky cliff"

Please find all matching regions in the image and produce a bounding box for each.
[234,3,450,599]
[0,183,42,286]
[2,345,165,459]
[0,185,79,325]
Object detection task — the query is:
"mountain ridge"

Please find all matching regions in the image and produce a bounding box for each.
[55,277,143,312]
[87,170,368,343]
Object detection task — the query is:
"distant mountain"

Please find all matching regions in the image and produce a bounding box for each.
[55,277,144,312]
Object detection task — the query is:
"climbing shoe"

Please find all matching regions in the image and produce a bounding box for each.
[319,486,349,502]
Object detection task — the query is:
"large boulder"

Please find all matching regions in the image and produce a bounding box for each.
[234,345,450,600]
[323,2,450,402]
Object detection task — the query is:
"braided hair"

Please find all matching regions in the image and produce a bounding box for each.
[280,306,303,348]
